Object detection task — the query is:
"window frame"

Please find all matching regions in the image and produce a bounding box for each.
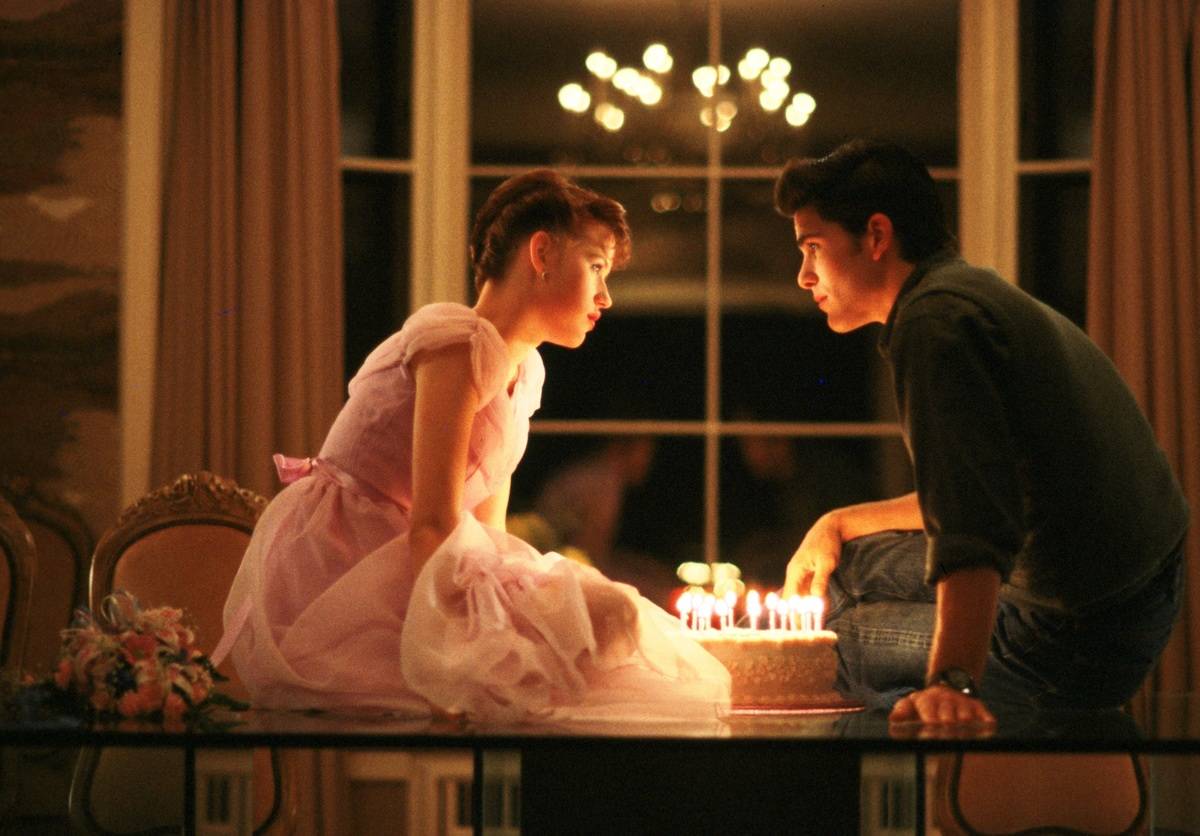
[338,0,1091,566]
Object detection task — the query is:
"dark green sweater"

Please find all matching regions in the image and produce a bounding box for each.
[879,252,1188,613]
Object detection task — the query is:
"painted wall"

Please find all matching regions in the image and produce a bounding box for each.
[0,0,123,537]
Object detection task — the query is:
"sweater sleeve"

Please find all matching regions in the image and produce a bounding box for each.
[891,296,1025,584]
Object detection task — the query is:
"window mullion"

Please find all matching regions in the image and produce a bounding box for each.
[411,0,471,309]
[959,0,1019,282]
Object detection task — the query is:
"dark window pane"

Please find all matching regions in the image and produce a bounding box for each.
[721,178,798,297]
[344,172,410,381]
[937,179,960,250]
[511,433,702,606]
[471,0,709,166]
[721,312,893,422]
[720,436,912,587]
[1019,0,1094,159]
[538,314,705,420]
[1018,173,1089,327]
[339,0,412,158]
[722,0,959,167]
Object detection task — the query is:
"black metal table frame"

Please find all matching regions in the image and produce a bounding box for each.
[4,709,1199,835]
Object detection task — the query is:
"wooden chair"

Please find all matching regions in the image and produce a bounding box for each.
[932,752,1149,835]
[0,479,93,836]
[0,494,37,818]
[68,472,287,835]
[0,475,92,676]
[0,493,35,675]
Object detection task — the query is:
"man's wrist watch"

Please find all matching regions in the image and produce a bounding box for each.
[928,667,979,698]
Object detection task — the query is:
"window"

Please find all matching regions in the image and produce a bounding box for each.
[338,0,1094,604]
[1017,0,1094,327]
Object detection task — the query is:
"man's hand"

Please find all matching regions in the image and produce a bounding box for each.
[782,513,843,598]
[888,684,996,725]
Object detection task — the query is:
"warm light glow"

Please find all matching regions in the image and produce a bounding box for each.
[586,50,617,80]
[651,191,682,213]
[594,102,625,131]
[635,76,663,105]
[760,90,785,112]
[677,561,711,586]
[563,44,810,135]
[740,47,770,79]
[784,106,811,126]
[785,92,816,127]
[557,82,591,113]
[677,589,824,633]
[612,66,641,93]
[643,43,674,73]
[767,56,792,78]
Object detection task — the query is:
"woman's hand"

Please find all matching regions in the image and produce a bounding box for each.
[782,512,843,598]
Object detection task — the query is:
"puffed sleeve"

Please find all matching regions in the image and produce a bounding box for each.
[347,303,510,404]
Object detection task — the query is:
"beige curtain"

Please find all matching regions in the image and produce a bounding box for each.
[152,0,345,499]
[151,7,351,832]
[1089,0,1200,722]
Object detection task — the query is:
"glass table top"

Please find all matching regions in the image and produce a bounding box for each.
[2,693,1198,753]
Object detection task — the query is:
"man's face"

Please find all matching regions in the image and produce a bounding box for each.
[792,207,886,333]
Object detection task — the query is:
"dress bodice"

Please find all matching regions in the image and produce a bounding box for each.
[317,303,544,511]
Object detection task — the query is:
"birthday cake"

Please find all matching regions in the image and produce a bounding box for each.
[695,629,844,709]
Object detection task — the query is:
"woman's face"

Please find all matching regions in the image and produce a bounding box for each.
[537,222,616,348]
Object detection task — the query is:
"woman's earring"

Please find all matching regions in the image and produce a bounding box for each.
[541,271,549,281]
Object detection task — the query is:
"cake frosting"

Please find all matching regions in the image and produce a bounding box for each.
[695,629,843,709]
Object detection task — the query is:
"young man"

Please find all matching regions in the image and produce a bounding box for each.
[775,139,1188,725]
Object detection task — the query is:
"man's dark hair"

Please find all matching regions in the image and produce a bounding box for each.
[774,139,957,262]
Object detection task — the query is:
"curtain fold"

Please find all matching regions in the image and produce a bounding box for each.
[152,0,344,499]
[1089,0,1200,724]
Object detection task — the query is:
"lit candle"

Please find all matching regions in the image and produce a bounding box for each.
[676,591,693,631]
[766,591,780,631]
[723,590,737,630]
[811,595,825,631]
[788,595,802,632]
[714,598,729,632]
[746,590,762,631]
[702,594,715,632]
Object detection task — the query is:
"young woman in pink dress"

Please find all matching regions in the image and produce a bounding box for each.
[217,171,730,723]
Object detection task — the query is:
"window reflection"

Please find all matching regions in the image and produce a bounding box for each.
[1019,0,1094,160]
[1019,173,1089,327]
[511,435,703,606]
[338,0,412,158]
[472,0,708,166]
[343,172,410,382]
[720,436,912,587]
[722,0,959,167]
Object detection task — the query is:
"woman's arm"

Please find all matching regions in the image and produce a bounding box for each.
[472,476,511,530]
[783,492,923,597]
[409,344,478,573]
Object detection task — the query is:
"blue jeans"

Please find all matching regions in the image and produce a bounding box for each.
[824,531,1186,712]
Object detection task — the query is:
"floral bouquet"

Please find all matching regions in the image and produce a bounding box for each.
[4,591,245,725]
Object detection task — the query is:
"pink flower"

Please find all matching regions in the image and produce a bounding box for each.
[163,691,188,722]
[53,658,73,689]
[117,691,143,718]
[123,632,159,660]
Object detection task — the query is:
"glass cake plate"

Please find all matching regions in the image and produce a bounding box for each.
[723,697,865,717]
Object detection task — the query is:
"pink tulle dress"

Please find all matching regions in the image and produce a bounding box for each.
[218,303,729,723]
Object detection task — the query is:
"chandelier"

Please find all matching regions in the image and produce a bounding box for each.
[558,43,817,134]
